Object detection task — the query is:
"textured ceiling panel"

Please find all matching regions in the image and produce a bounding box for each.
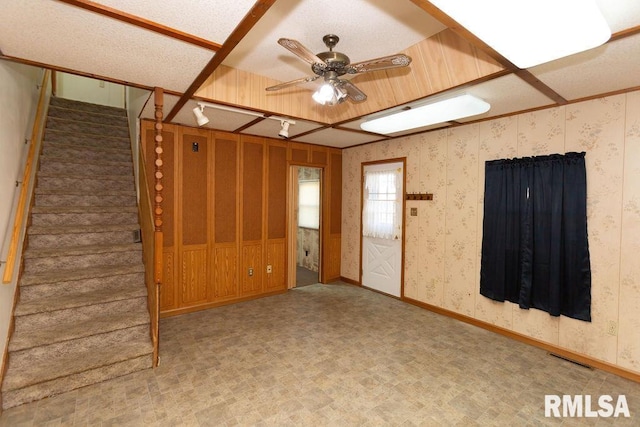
[597,0,640,32]
[454,74,556,122]
[0,0,214,92]
[93,0,257,44]
[530,34,640,101]
[224,0,447,82]
[293,127,384,148]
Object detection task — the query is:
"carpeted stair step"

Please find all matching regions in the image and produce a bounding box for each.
[23,243,142,274]
[4,326,151,388]
[43,128,130,150]
[2,354,152,410]
[41,143,132,163]
[30,206,138,227]
[15,282,147,319]
[47,105,129,127]
[12,297,150,351]
[46,116,130,139]
[38,156,133,176]
[35,173,134,192]
[19,269,144,301]
[27,223,140,249]
[34,188,136,207]
[20,263,144,288]
[50,96,127,117]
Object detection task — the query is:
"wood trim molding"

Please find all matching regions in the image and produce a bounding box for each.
[340,276,360,286]
[55,0,222,51]
[166,0,277,122]
[403,296,640,384]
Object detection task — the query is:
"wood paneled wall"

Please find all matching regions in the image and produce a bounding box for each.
[194,29,505,124]
[142,121,342,316]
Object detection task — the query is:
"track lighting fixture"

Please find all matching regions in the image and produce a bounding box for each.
[192,102,296,138]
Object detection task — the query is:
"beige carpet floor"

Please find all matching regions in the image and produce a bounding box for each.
[1,282,638,426]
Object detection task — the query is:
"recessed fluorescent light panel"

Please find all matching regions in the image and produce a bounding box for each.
[360,94,490,135]
[430,0,611,68]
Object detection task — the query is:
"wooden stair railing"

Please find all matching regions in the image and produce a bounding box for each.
[138,87,164,367]
[3,69,51,284]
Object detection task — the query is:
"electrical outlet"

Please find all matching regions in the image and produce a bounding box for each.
[607,320,617,336]
[266,264,272,273]
[248,268,254,277]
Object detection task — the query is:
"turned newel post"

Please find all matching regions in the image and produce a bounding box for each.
[153,87,164,287]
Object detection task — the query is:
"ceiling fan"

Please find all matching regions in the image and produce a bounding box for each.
[265,34,412,106]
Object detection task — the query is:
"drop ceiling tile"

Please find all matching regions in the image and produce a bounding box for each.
[292,127,385,148]
[529,34,640,101]
[93,0,257,44]
[0,0,213,92]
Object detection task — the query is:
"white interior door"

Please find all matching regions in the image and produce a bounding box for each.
[361,162,403,297]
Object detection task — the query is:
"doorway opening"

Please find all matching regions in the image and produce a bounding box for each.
[288,166,322,288]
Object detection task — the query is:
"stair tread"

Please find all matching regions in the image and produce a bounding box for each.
[31,206,138,214]
[3,334,153,391]
[49,98,127,116]
[11,306,149,351]
[35,188,135,196]
[9,311,149,353]
[15,285,148,316]
[38,155,132,167]
[47,115,128,130]
[20,264,145,286]
[25,242,141,258]
[36,172,133,182]
[43,140,131,153]
[44,128,130,142]
[28,224,139,235]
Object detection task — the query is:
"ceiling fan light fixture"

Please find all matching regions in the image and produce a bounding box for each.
[360,94,490,135]
[192,105,210,127]
[430,0,611,68]
[312,82,348,106]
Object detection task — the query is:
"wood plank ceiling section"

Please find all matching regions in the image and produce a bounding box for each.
[0,0,639,147]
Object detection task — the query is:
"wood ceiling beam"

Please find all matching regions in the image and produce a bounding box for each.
[55,0,222,51]
[409,0,568,105]
[165,0,277,123]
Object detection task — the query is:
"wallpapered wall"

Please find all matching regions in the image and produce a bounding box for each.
[341,90,640,374]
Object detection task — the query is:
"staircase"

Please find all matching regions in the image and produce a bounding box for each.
[1,97,153,410]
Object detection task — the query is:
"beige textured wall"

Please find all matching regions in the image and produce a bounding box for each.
[342,90,640,374]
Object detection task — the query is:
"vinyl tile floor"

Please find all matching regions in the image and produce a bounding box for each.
[1,282,639,426]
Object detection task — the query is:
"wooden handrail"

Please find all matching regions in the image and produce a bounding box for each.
[3,70,50,284]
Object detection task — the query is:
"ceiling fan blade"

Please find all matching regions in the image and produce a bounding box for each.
[265,75,321,91]
[341,81,367,103]
[347,54,412,74]
[278,38,327,69]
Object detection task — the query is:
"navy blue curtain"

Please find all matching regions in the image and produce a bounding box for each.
[480,152,591,322]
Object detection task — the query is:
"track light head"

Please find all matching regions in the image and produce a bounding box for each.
[279,120,291,139]
[192,104,210,127]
